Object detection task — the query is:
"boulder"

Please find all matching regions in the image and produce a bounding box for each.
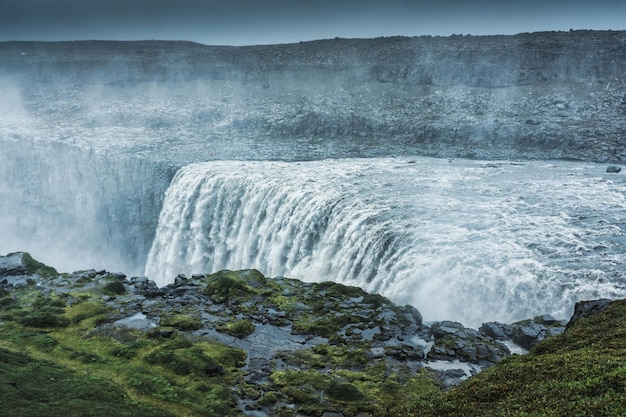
[479,322,512,340]
[480,316,566,350]
[428,321,510,365]
[567,299,613,328]
[606,165,621,173]
[0,252,32,276]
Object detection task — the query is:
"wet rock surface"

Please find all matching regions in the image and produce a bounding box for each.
[480,314,567,351]
[0,252,590,414]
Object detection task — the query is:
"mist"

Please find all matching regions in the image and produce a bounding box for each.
[0,33,625,324]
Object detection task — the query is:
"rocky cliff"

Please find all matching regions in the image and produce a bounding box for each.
[2,31,625,163]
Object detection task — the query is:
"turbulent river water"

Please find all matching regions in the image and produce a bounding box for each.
[145,157,626,327]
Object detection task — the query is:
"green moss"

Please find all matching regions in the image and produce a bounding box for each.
[14,330,59,350]
[19,310,70,328]
[271,369,329,389]
[278,349,327,369]
[160,314,203,331]
[198,341,247,368]
[0,294,16,309]
[143,338,214,376]
[292,314,350,338]
[0,347,174,417]
[102,279,127,296]
[325,378,365,402]
[318,281,367,299]
[311,344,369,368]
[379,370,442,416]
[204,386,240,417]
[216,319,255,338]
[20,252,58,277]
[202,270,259,302]
[0,282,245,417]
[64,301,110,323]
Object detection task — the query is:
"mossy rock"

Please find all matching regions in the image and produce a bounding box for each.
[20,252,58,277]
[202,270,259,302]
[325,379,365,402]
[317,281,367,299]
[102,280,126,296]
[160,314,202,331]
[144,339,217,376]
[292,315,346,338]
[362,293,389,309]
[216,319,255,338]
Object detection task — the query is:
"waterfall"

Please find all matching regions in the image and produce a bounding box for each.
[145,158,626,326]
[145,160,408,291]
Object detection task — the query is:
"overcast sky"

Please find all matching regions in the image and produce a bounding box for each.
[1,0,625,46]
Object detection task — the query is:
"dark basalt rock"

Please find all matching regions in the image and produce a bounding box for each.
[428,320,510,365]
[606,165,622,173]
[567,298,613,328]
[204,362,225,376]
[480,314,567,350]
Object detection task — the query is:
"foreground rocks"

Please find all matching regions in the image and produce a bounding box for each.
[0,252,572,416]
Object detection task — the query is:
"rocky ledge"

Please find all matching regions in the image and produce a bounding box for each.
[1,252,608,417]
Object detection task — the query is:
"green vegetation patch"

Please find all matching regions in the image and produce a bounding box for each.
[202,270,263,302]
[215,319,256,338]
[0,347,173,417]
[13,295,70,328]
[20,252,59,278]
[64,300,110,324]
[102,279,127,296]
[161,314,203,331]
[424,300,626,417]
[144,338,216,376]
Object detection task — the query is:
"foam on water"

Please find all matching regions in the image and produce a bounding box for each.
[145,157,626,326]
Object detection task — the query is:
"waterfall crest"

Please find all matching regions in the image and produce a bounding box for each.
[145,158,626,326]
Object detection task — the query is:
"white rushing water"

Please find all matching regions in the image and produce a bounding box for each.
[145,157,626,326]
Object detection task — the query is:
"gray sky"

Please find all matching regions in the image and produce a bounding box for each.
[1,0,625,45]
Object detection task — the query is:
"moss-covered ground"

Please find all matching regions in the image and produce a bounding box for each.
[0,277,245,417]
[1,256,625,416]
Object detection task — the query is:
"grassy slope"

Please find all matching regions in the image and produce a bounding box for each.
[407,299,626,417]
[0,282,244,417]
[0,347,172,417]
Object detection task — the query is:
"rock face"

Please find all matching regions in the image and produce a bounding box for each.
[0,252,555,415]
[2,31,625,164]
